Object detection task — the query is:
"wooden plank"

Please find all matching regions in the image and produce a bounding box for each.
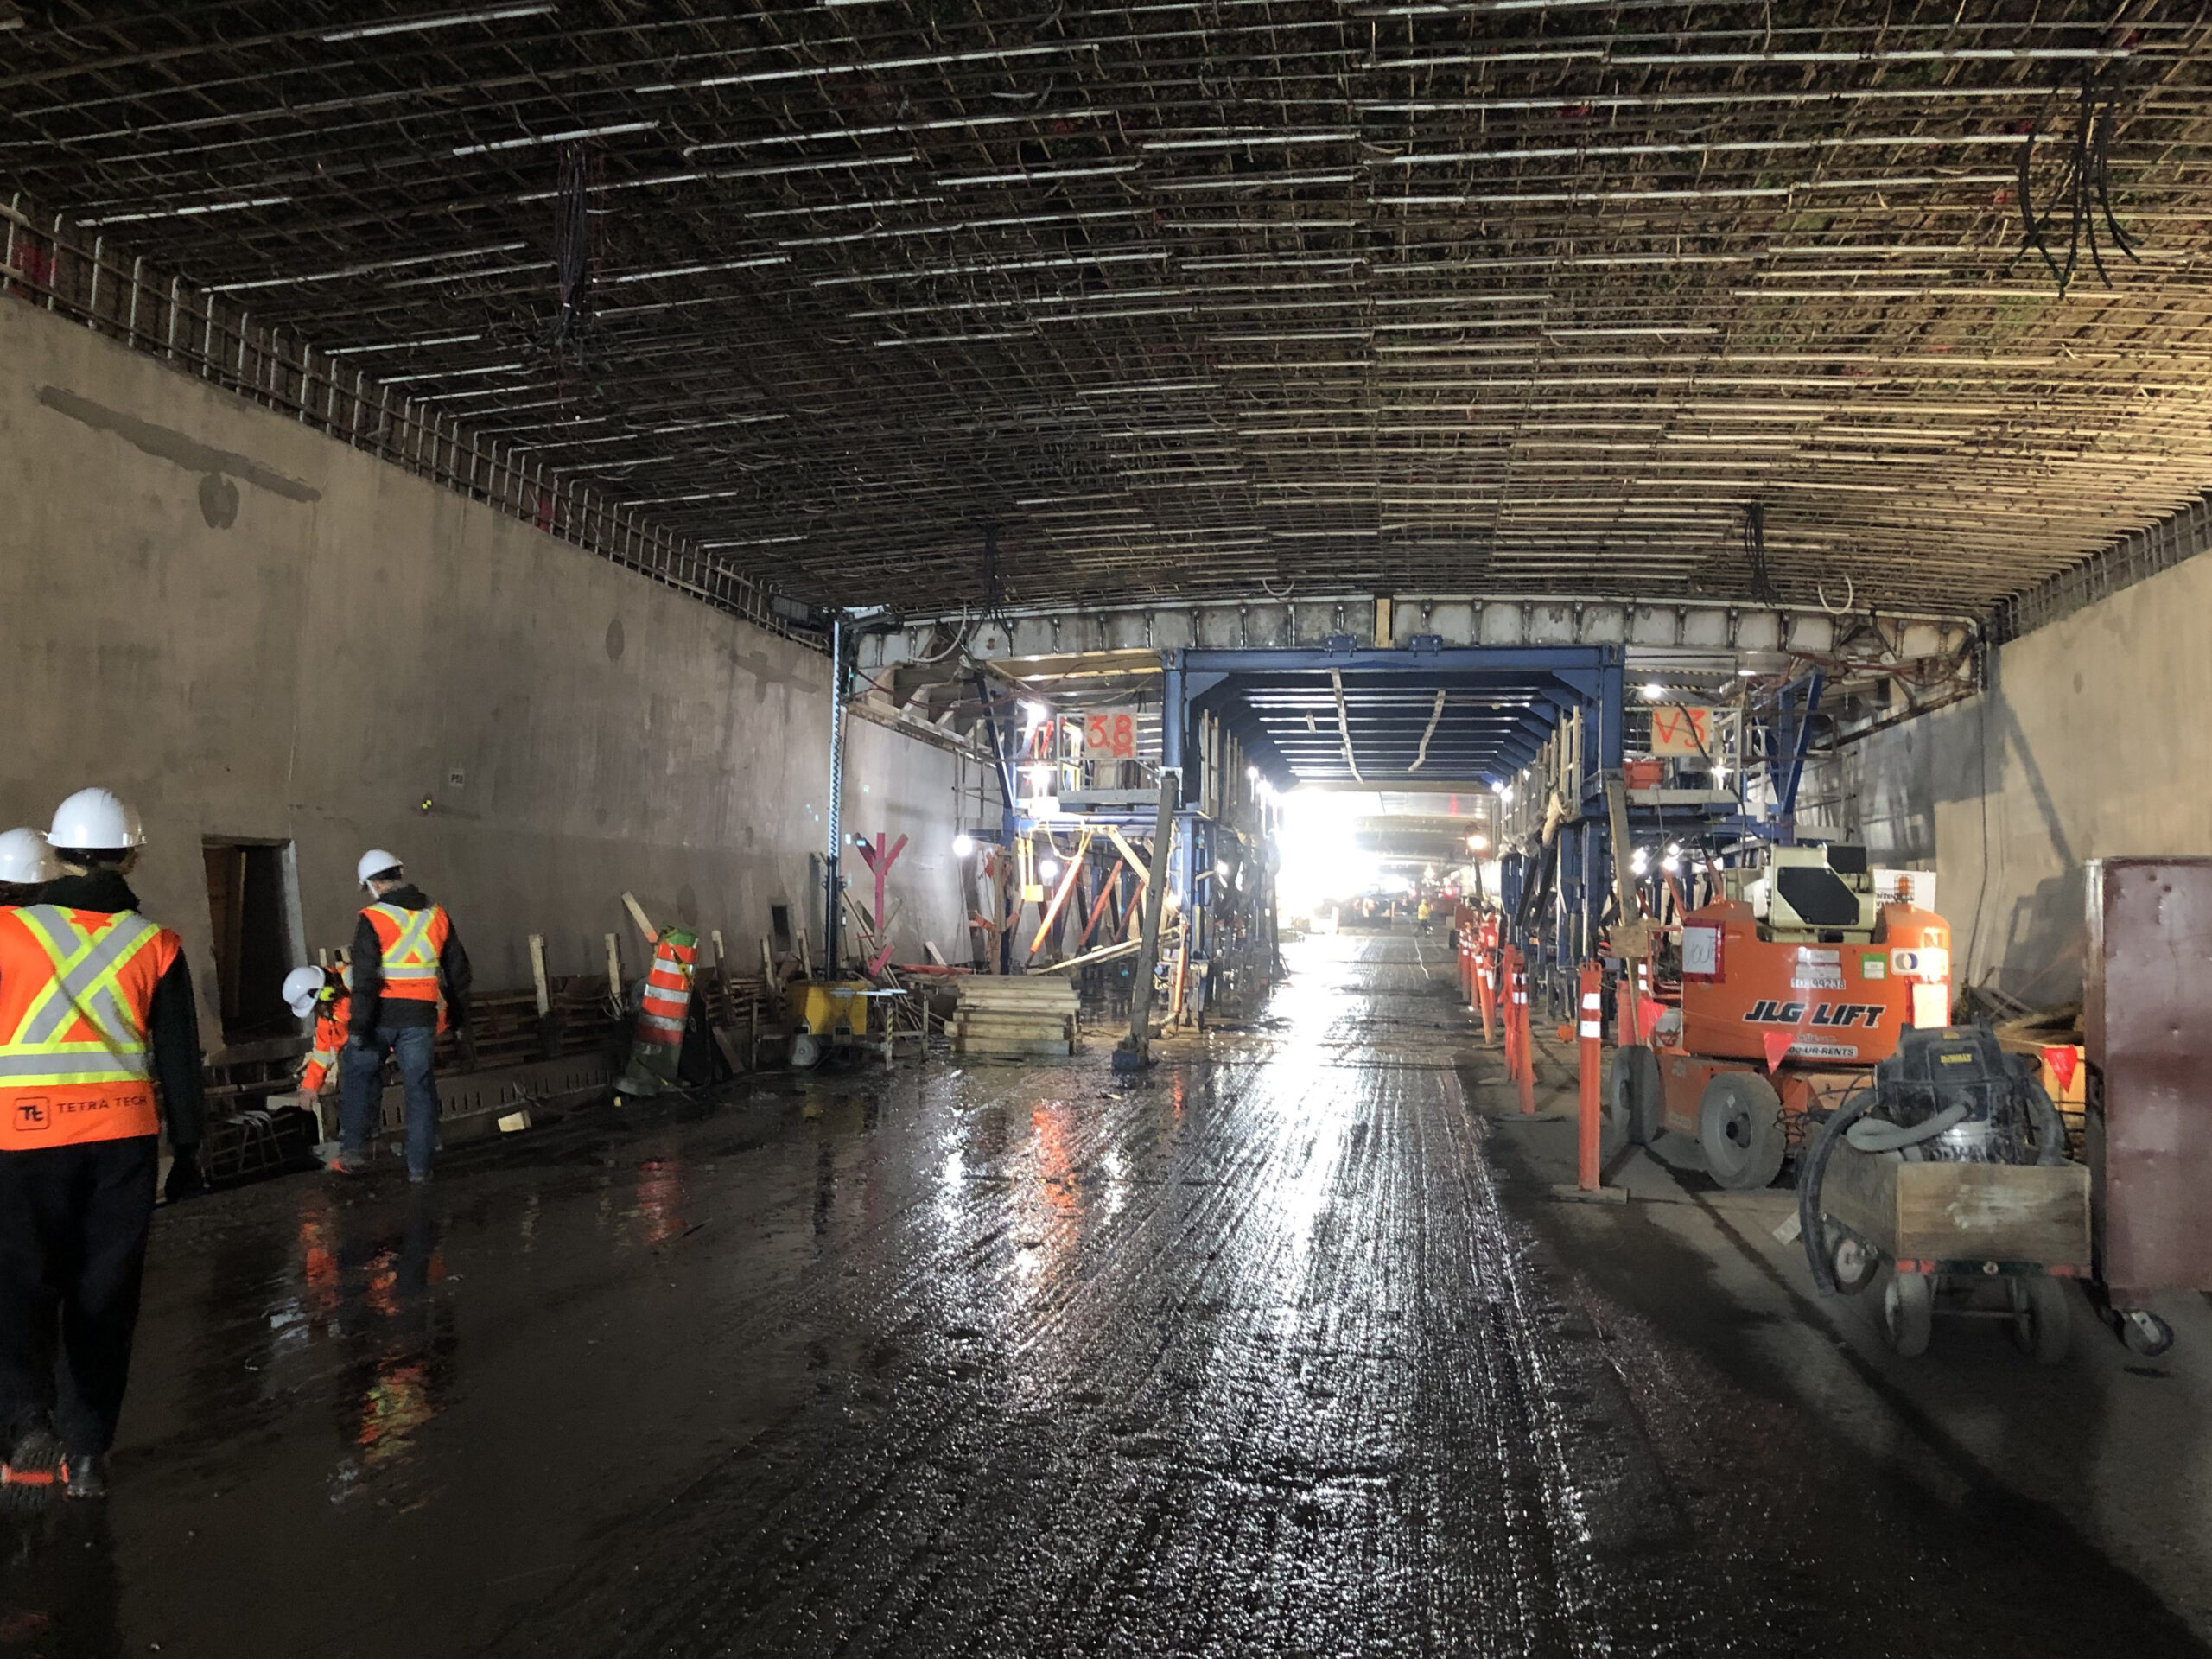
[528,934,550,1017]
[1821,1142,1897,1255]
[1895,1162,2090,1267]
[952,1036,1075,1058]
[621,892,658,945]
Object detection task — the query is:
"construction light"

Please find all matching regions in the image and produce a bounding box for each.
[1039,858,1060,881]
[1466,832,1489,853]
[1643,682,1668,699]
[1247,765,1260,780]
[1495,785,1513,802]
[1667,842,1681,856]
[1020,699,1049,731]
[1631,847,1649,875]
[1662,852,1682,873]
[1215,859,1232,878]
[951,833,976,857]
[1738,668,1758,678]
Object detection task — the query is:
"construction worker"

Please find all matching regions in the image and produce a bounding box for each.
[337,850,470,1182]
[283,963,349,1096]
[0,829,55,906]
[0,788,204,1502]
[1416,896,1434,936]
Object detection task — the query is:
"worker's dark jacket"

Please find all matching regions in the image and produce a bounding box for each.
[349,885,471,1039]
[31,871,206,1153]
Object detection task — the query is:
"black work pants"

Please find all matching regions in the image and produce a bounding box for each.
[0,1136,158,1455]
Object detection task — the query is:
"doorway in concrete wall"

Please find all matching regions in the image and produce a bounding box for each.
[202,839,299,1044]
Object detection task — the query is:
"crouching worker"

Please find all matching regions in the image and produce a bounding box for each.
[334,851,470,1184]
[0,789,204,1502]
[283,963,350,1097]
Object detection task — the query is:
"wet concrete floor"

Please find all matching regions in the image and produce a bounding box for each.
[4,931,2209,1656]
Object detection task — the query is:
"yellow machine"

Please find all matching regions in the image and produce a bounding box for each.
[785,981,873,1068]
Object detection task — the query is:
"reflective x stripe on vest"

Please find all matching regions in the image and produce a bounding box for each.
[366,902,447,1000]
[2,907,162,1087]
[0,905,174,1148]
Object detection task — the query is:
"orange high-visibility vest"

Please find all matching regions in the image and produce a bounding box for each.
[0,905,180,1149]
[362,902,451,1003]
[300,988,350,1093]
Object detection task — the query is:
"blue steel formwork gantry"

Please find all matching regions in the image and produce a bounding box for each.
[1162,645,1625,1020]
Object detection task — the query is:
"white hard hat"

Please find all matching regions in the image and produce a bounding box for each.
[283,966,327,1019]
[47,787,145,851]
[356,849,404,888]
[0,828,55,887]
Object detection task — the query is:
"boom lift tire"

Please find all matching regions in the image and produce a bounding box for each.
[1699,1071,1785,1190]
[1612,1044,1664,1147]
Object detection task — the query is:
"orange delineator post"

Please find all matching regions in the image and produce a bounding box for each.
[1577,960,1604,1192]
[1505,945,1535,1116]
[1476,947,1498,1046]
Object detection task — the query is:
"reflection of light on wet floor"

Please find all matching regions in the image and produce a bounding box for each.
[630,1158,687,1247]
[1011,1099,1081,1287]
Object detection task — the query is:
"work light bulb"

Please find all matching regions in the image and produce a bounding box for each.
[951,833,976,857]
[1039,858,1060,881]
[1643,683,1668,700]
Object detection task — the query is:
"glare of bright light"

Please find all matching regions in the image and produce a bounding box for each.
[1738,668,1757,678]
[1246,765,1260,780]
[1643,682,1668,699]
[1667,842,1681,856]
[951,832,976,857]
[1039,858,1060,881]
[1466,832,1489,853]
[1020,699,1048,733]
[1630,847,1649,875]
[1026,763,1054,791]
[1423,865,1437,880]
[1662,853,1681,872]
[1492,781,1512,801]
[1214,859,1231,878]
[1272,788,1381,915]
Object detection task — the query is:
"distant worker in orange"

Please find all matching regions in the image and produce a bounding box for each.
[0,789,204,1502]
[283,964,350,1097]
[335,850,471,1184]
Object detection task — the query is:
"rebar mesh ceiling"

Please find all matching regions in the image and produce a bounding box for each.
[8,2,2212,616]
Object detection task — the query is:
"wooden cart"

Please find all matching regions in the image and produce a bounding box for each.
[1817,1144,2091,1362]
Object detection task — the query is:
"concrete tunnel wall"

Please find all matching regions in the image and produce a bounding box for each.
[1854,547,2212,1005]
[0,297,969,1053]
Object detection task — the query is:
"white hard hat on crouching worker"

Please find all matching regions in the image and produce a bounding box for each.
[0,827,56,886]
[356,849,404,889]
[283,966,327,1020]
[47,787,146,851]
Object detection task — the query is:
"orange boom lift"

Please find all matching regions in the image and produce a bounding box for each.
[1612,844,1951,1189]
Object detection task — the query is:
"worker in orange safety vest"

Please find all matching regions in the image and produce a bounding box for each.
[335,850,471,1183]
[282,964,350,1095]
[0,788,205,1503]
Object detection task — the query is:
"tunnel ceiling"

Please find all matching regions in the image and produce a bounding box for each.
[8,4,2212,617]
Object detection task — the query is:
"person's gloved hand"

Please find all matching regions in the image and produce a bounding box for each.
[164,1146,207,1203]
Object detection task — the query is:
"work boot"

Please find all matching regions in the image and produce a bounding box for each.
[1,1427,65,1508]
[326,1148,370,1175]
[62,1452,105,1500]
[407,1168,431,1185]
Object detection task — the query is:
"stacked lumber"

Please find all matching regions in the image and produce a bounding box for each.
[951,976,1078,1058]
[435,989,542,1071]
[696,968,779,1071]
[548,975,625,1057]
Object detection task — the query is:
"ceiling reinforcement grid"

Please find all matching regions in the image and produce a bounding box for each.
[0,193,804,639]
[5,3,2212,619]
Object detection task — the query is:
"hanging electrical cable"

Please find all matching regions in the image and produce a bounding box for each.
[2018,67,2139,296]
